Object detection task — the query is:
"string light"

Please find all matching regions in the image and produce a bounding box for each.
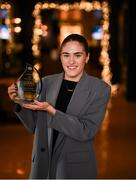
[32,1,116,94]
[0,3,22,54]
[0,2,14,55]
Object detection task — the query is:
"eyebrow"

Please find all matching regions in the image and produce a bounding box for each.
[61,52,84,54]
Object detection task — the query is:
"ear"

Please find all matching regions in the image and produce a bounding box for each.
[85,53,90,64]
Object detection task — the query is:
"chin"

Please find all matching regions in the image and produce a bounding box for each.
[67,74,81,80]
[68,73,78,78]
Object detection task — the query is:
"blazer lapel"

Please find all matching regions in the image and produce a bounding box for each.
[46,72,64,107]
[54,72,92,152]
[66,72,91,115]
[46,73,64,155]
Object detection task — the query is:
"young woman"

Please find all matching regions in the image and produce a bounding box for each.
[8,34,111,179]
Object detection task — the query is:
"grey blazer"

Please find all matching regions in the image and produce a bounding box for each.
[15,71,111,179]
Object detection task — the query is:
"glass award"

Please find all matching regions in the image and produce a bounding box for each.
[14,63,42,104]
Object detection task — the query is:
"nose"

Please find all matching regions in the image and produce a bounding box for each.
[69,55,75,64]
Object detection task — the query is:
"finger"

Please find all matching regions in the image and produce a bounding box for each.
[33,101,45,108]
[8,86,17,93]
[33,100,40,105]
[22,104,34,108]
[8,92,17,100]
[22,103,38,110]
[8,89,17,94]
[11,93,17,98]
[22,104,33,109]
[10,83,17,88]
[43,101,49,108]
[8,89,17,98]
[33,101,49,109]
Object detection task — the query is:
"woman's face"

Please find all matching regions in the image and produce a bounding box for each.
[60,41,89,81]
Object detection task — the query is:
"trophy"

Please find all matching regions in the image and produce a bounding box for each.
[14,63,42,104]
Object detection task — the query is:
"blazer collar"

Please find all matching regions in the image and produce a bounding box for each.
[46,72,64,106]
[66,71,91,115]
[46,71,90,107]
[52,71,92,153]
[46,72,63,156]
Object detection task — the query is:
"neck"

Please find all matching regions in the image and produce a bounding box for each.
[64,78,78,82]
[64,72,84,82]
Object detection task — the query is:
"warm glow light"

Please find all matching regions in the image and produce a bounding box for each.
[34,62,41,71]
[14,26,21,33]
[0,3,22,56]
[16,168,24,175]
[0,2,13,54]
[32,0,116,94]
[60,24,82,45]
[13,18,21,24]
[32,45,38,51]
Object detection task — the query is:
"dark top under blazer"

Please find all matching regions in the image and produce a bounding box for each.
[52,80,77,152]
[15,71,111,179]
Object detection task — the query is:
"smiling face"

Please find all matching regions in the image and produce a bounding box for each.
[60,41,89,82]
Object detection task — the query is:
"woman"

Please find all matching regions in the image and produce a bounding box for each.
[8,34,111,179]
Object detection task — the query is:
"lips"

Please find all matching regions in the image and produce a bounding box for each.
[67,66,77,70]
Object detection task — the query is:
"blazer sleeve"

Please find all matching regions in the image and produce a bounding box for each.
[15,106,37,134]
[48,83,111,141]
[14,77,47,134]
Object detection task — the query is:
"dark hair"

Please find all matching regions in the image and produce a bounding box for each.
[60,34,89,55]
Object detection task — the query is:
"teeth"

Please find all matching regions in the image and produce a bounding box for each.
[68,66,77,69]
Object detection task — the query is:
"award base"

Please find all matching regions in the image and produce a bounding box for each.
[14,99,34,104]
[14,91,36,104]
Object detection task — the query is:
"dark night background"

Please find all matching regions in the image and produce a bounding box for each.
[0,0,136,179]
[0,0,135,121]
[7,0,135,100]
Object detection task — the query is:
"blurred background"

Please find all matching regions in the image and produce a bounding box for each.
[0,0,136,179]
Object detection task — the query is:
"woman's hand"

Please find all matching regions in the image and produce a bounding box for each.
[22,100,56,115]
[8,83,18,101]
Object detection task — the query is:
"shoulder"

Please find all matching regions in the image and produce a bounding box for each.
[85,73,111,96]
[41,72,63,90]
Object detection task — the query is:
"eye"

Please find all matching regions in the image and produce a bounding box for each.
[75,54,82,58]
[63,54,69,58]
